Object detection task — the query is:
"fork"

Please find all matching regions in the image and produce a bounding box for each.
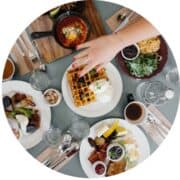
[147,113,169,139]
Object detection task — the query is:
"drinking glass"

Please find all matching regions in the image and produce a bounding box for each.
[29,69,50,91]
[136,81,173,106]
[43,127,62,148]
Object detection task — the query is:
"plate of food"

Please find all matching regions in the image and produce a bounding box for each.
[117,36,168,79]
[62,63,123,117]
[79,118,150,178]
[2,80,51,149]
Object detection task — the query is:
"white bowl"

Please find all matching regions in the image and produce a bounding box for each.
[121,43,140,61]
[43,88,62,107]
[3,58,15,81]
[107,143,125,162]
[92,161,107,176]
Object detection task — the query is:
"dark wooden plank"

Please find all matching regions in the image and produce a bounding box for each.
[28,0,105,63]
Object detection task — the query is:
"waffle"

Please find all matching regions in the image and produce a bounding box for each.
[67,66,108,107]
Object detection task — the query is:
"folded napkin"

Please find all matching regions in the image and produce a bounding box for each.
[140,104,172,145]
[36,146,78,171]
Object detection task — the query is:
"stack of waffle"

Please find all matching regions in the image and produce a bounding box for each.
[67,66,108,107]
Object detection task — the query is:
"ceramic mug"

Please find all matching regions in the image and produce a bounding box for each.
[124,101,147,125]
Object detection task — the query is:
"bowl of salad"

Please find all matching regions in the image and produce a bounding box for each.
[117,36,168,79]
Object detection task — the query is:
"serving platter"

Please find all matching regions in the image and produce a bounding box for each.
[2,80,51,149]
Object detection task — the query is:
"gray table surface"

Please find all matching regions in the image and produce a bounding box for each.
[13,0,179,178]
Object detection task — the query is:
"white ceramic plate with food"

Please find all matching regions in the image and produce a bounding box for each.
[62,63,123,117]
[79,118,150,178]
[2,80,51,149]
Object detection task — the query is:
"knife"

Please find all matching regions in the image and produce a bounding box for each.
[52,148,79,170]
[49,142,79,170]
[114,11,134,33]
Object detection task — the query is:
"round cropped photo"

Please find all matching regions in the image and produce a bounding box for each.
[2,0,180,178]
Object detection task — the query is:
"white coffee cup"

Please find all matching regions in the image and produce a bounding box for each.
[124,101,147,125]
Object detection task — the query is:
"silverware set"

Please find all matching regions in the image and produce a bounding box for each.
[146,113,171,139]
[43,142,79,170]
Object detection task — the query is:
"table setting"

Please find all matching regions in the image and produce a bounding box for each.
[2,0,179,178]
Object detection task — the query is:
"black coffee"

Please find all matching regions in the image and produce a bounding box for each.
[125,103,143,121]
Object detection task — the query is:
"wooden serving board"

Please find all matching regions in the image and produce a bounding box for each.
[106,7,139,32]
[28,0,105,64]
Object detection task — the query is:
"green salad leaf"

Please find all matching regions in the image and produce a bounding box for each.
[126,53,159,78]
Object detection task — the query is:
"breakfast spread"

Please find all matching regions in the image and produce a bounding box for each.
[3,92,40,139]
[1,2,174,178]
[87,120,140,177]
[67,66,109,107]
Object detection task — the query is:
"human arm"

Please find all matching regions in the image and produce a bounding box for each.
[73,16,159,77]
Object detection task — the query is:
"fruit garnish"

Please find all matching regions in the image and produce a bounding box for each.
[103,120,119,138]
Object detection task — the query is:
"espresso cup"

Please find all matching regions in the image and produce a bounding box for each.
[124,101,147,125]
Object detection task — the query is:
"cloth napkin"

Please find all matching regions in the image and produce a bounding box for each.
[141,104,172,145]
[36,147,78,171]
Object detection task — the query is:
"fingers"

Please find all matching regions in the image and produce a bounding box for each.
[73,49,89,60]
[72,56,89,68]
[79,62,96,77]
[76,41,91,50]
[96,63,106,72]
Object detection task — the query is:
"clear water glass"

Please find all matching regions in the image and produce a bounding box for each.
[43,127,62,148]
[69,120,90,141]
[136,81,171,106]
[29,69,50,91]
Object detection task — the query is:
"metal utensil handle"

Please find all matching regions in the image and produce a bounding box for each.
[31,31,53,39]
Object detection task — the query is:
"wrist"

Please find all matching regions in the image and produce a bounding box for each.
[109,33,127,54]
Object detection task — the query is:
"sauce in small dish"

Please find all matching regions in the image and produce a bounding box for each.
[43,88,62,107]
[93,161,107,176]
[121,44,140,61]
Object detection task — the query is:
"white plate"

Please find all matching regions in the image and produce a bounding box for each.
[2,80,51,149]
[79,118,150,178]
[62,63,123,117]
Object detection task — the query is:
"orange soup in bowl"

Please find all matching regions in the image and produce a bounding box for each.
[3,59,15,81]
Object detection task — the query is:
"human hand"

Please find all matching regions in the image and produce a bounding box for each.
[72,34,123,77]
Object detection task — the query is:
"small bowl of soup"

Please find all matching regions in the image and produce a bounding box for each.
[3,58,15,81]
